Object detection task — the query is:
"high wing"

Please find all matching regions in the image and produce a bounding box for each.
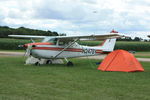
[55,33,121,41]
[8,35,47,39]
[8,33,121,41]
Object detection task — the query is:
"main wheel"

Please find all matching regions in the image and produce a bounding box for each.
[67,61,74,66]
[35,62,40,66]
[46,60,52,64]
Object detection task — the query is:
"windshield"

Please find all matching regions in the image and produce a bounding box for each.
[42,37,57,44]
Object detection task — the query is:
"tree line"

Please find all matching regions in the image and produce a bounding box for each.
[0,26,148,41]
[117,37,149,42]
[0,26,60,38]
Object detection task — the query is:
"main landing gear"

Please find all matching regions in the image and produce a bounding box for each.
[25,56,73,66]
[67,61,74,66]
[64,58,74,67]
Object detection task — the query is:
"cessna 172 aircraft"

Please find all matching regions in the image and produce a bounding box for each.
[9,30,122,66]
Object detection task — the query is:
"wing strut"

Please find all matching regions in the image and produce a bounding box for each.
[31,38,35,43]
[54,38,79,58]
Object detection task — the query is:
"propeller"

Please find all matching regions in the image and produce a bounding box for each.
[24,45,33,56]
[18,39,35,57]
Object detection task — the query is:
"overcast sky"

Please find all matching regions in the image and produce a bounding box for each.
[0,0,150,38]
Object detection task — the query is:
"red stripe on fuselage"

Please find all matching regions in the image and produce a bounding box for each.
[96,50,103,53]
[32,47,103,54]
[32,47,83,52]
[24,42,54,48]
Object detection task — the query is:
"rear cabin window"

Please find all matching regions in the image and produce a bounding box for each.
[58,41,65,46]
[58,40,70,46]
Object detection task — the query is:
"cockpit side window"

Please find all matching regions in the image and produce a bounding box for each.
[58,39,69,46]
[48,38,57,44]
[58,41,65,46]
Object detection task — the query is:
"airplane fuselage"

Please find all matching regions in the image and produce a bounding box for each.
[30,44,104,59]
[8,32,120,65]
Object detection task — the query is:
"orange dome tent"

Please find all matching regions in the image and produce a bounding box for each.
[98,50,144,72]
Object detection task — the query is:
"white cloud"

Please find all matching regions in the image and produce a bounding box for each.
[0,0,150,37]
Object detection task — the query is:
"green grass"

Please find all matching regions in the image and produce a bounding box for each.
[0,57,150,100]
[134,52,150,58]
[135,55,150,58]
[0,38,41,50]
[0,50,24,52]
[135,52,150,54]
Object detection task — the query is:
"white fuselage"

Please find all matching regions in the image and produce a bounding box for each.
[31,44,103,59]
[25,37,116,59]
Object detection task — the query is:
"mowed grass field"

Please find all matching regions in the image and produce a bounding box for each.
[0,56,150,100]
[134,52,150,58]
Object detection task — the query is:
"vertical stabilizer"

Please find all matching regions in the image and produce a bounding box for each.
[97,29,118,52]
[101,38,116,52]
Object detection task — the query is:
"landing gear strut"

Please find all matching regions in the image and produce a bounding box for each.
[65,58,74,66]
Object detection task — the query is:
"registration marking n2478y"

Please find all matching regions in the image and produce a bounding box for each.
[82,49,96,54]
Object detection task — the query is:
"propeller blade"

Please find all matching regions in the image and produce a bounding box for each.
[24,45,32,56]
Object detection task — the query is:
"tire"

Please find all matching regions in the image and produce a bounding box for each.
[67,61,74,66]
[35,62,40,66]
[46,60,52,64]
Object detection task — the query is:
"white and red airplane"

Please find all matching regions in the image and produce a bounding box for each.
[9,30,122,66]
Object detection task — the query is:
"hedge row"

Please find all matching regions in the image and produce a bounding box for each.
[79,41,150,51]
[0,38,150,51]
[115,42,150,51]
[0,38,31,50]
